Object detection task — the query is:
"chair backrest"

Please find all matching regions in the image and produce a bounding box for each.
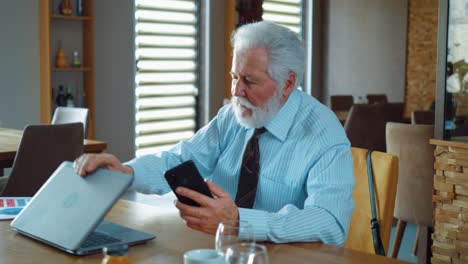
[367,94,388,104]
[411,110,435,125]
[344,103,404,152]
[330,95,354,112]
[0,123,83,197]
[344,147,399,255]
[51,107,88,134]
[386,122,434,226]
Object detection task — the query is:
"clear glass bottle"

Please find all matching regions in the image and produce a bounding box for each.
[76,0,83,16]
[71,50,81,68]
[66,85,75,107]
[102,244,133,264]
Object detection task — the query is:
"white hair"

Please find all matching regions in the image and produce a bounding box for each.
[231,21,305,91]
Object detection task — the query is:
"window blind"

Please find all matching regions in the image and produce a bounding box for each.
[262,0,303,34]
[134,0,200,157]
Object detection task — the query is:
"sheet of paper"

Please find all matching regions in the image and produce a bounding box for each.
[0,197,32,220]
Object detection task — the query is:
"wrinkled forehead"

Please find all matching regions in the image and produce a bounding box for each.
[232,47,270,72]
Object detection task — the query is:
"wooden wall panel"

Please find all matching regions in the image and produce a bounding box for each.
[404,0,439,118]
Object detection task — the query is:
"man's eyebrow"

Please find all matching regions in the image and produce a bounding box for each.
[230,71,257,80]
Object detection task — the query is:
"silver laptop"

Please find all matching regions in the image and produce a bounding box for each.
[10,161,155,255]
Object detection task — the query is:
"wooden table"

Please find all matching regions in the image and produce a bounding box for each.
[0,200,411,263]
[0,128,107,173]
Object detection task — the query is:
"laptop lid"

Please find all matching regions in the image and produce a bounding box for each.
[10,161,154,254]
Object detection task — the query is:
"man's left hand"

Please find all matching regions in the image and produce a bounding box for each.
[174,179,239,234]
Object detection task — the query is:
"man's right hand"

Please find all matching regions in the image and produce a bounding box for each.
[73,153,134,177]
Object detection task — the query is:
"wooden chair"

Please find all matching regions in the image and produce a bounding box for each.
[344,147,399,255]
[0,123,83,196]
[344,103,404,152]
[51,107,89,135]
[411,111,435,125]
[367,94,388,104]
[386,122,434,261]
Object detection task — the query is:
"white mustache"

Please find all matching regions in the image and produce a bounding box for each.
[231,96,258,111]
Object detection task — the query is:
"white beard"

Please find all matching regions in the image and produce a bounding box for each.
[231,94,281,128]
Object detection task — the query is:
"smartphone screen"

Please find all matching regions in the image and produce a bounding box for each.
[164,160,213,206]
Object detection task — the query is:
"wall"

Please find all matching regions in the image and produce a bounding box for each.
[94,0,135,161]
[404,0,438,118]
[322,0,408,105]
[0,1,40,129]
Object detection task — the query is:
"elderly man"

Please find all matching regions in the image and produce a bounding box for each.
[75,21,354,246]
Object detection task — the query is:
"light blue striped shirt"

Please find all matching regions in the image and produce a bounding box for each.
[127,89,354,246]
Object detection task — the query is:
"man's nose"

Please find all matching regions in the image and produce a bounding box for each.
[232,80,246,97]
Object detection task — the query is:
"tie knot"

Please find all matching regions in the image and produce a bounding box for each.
[254,127,266,138]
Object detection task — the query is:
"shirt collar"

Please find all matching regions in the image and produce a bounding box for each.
[264,88,300,142]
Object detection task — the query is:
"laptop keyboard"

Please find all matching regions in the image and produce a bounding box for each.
[81,231,121,248]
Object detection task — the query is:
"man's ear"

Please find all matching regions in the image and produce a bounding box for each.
[280,72,296,103]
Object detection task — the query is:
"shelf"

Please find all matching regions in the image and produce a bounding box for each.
[50,14,93,21]
[52,67,93,72]
[40,0,96,139]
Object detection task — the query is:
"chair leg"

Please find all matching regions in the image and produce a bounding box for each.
[417,225,432,264]
[0,176,9,193]
[412,226,419,256]
[391,219,407,258]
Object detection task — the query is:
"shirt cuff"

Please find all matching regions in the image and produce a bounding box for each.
[238,208,269,241]
[123,159,146,191]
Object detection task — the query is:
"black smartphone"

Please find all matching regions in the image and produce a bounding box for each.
[164,160,214,206]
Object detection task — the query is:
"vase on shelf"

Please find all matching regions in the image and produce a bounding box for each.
[71,51,81,68]
[56,48,68,68]
[59,0,73,16]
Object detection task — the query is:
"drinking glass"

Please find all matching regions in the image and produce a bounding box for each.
[215,220,254,257]
[224,243,270,264]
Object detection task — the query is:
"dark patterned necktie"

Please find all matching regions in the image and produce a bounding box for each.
[235,128,266,208]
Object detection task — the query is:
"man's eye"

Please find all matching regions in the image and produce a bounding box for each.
[245,79,254,85]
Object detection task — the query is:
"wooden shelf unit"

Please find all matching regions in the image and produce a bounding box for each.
[52,67,93,72]
[39,0,95,138]
[50,14,93,21]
